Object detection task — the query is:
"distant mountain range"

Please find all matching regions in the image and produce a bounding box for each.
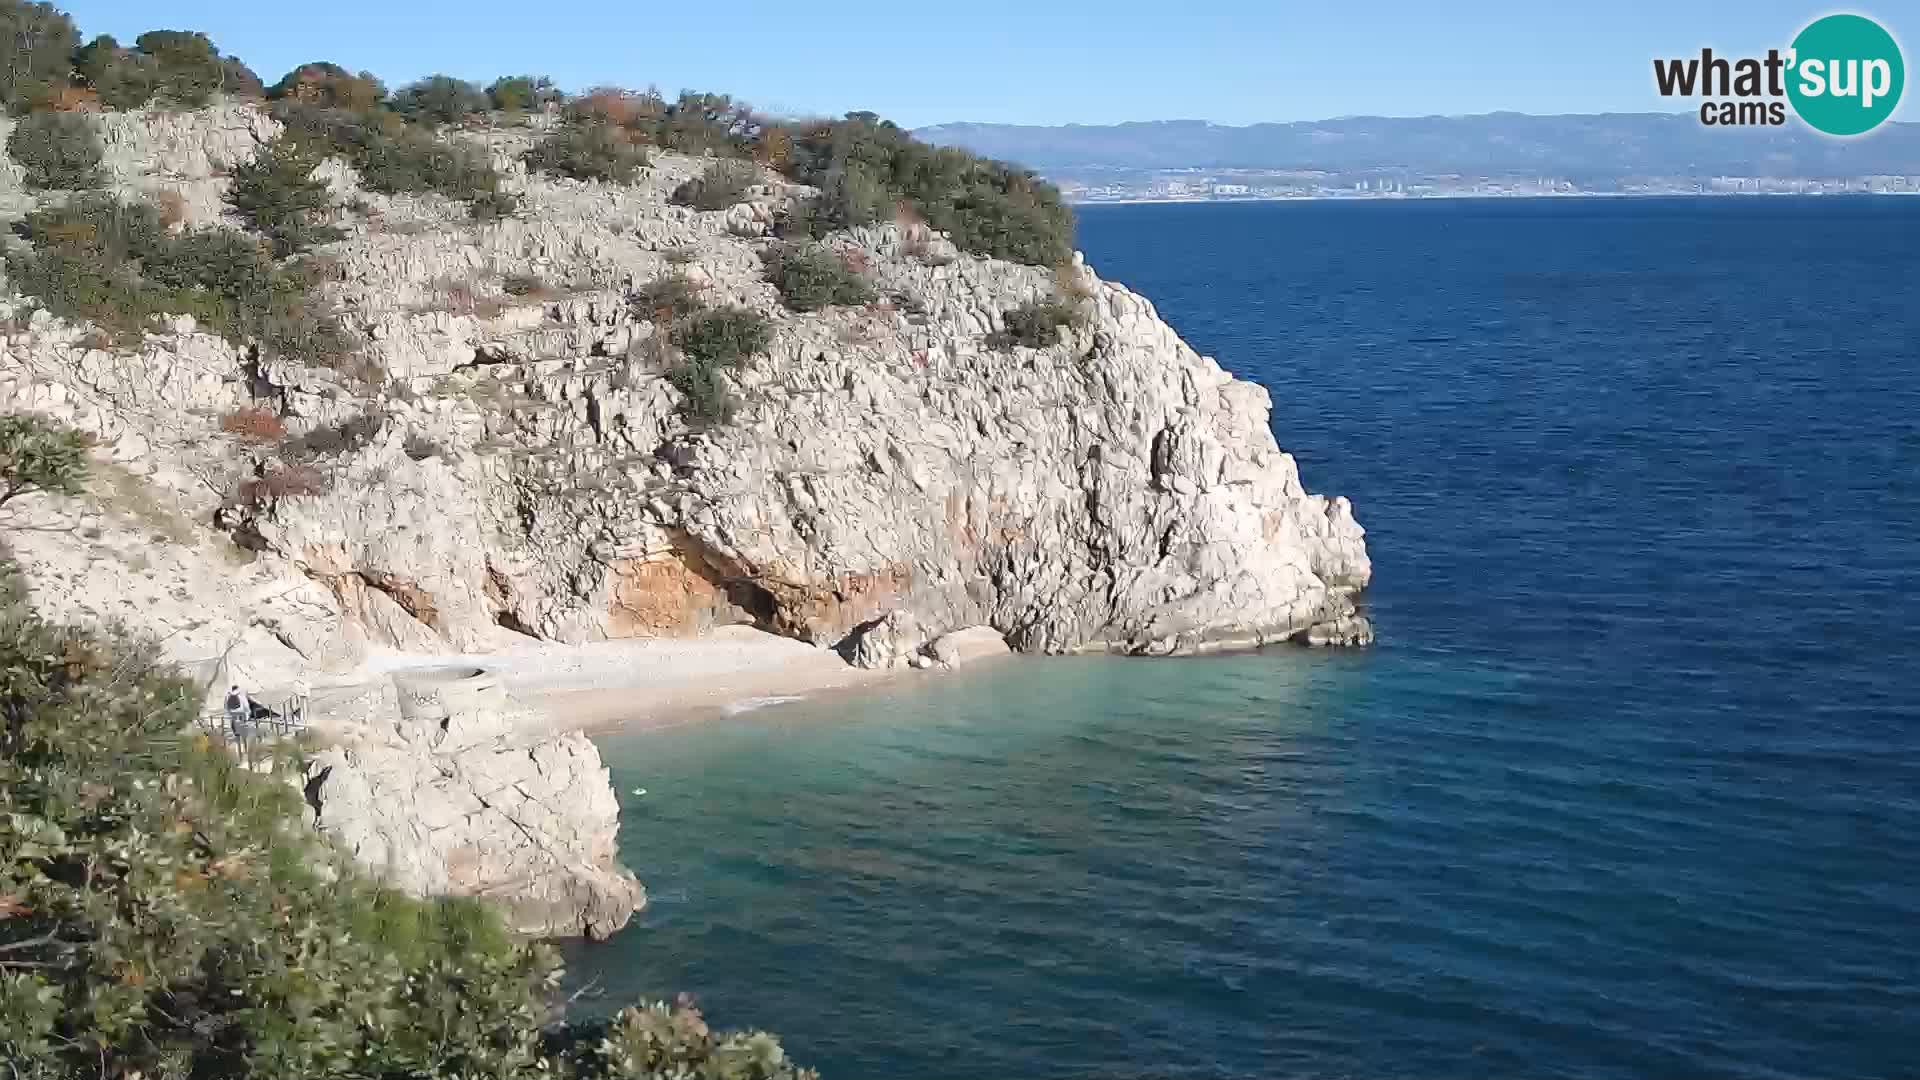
[914,113,1920,180]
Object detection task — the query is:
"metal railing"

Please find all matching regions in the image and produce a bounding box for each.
[196,697,311,739]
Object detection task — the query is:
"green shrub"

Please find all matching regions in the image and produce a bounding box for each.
[3,245,150,338]
[9,195,354,369]
[141,226,276,299]
[671,158,759,211]
[6,196,164,338]
[72,29,248,110]
[15,194,165,262]
[6,110,102,189]
[780,112,1075,266]
[503,272,550,297]
[653,91,759,155]
[761,242,875,312]
[0,598,816,1078]
[0,1,80,112]
[631,274,705,324]
[525,119,647,184]
[228,137,344,256]
[266,61,385,109]
[256,269,354,371]
[220,54,264,98]
[486,74,562,112]
[73,33,157,109]
[989,298,1083,350]
[273,100,506,208]
[668,307,771,424]
[134,29,224,106]
[0,413,87,510]
[393,73,486,126]
[357,122,503,201]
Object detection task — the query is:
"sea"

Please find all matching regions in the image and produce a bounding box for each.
[569,197,1920,1080]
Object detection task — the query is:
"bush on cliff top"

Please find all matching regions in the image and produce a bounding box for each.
[777,112,1075,266]
[487,74,564,113]
[0,554,816,1077]
[393,73,488,127]
[267,61,386,109]
[71,29,259,111]
[565,88,762,158]
[0,1,80,112]
[272,99,509,211]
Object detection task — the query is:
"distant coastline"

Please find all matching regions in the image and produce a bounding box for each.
[1072,189,1920,206]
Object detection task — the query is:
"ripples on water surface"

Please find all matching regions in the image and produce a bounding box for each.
[576,198,1920,1079]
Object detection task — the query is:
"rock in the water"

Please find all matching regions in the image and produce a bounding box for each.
[927,626,1013,668]
[1302,613,1375,648]
[841,608,928,669]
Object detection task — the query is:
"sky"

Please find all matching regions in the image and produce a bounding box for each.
[62,1,1913,128]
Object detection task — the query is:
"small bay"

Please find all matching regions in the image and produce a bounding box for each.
[574,197,1920,1080]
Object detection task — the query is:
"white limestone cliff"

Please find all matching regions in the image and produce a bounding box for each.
[0,102,1371,934]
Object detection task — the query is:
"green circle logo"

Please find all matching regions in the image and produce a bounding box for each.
[1787,14,1905,136]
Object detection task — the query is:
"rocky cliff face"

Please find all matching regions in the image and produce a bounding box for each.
[0,102,1370,928]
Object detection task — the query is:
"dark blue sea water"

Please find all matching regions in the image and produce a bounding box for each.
[576,198,1920,1079]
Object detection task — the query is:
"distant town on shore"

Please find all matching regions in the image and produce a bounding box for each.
[1046,169,1920,203]
[915,113,1920,203]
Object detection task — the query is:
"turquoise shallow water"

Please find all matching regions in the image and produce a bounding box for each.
[572,198,1920,1079]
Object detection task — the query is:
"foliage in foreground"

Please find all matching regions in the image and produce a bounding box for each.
[0,596,817,1076]
[0,441,815,1080]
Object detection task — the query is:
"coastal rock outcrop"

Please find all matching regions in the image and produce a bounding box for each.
[301,668,644,938]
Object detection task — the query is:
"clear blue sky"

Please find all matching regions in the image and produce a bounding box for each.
[61,1,1913,127]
